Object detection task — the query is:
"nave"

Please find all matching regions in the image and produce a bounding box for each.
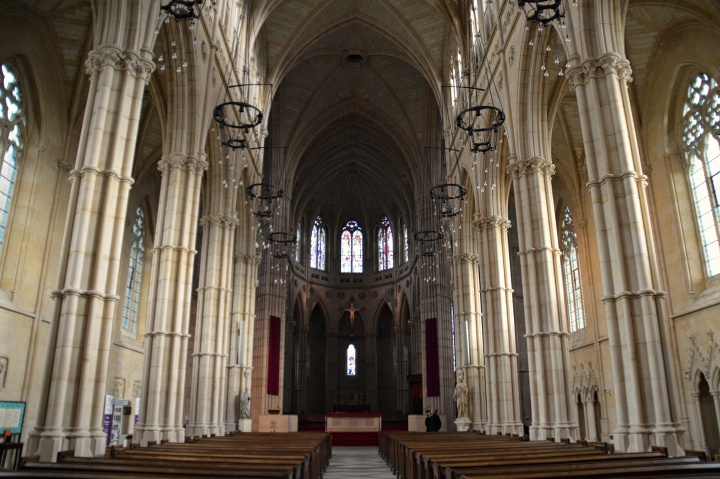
[323,447,395,479]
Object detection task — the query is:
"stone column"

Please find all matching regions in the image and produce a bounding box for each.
[186,214,238,437]
[567,54,682,454]
[450,252,487,431]
[226,252,260,430]
[586,394,599,442]
[508,157,578,442]
[134,153,206,446]
[475,214,524,436]
[29,41,154,460]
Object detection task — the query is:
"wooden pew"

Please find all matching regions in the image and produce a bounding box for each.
[2,432,331,479]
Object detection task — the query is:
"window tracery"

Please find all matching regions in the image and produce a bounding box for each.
[341,219,362,273]
[377,216,393,271]
[682,73,720,277]
[561,207,585,332]
[0,63,24,251]
[310,215,326,270]
[123,207,145,333]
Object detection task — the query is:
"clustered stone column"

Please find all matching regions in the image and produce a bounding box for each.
[568,53,682,454]
[186,214,238,437]
[508,157,578,442]
[475,214,524,436]
[226,251,260,431]
[134,153,207,446]
[450,252,487,431]
[29,42,154,461]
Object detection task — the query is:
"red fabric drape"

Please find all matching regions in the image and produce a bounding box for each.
[267,316,281,395]
[425,318,440,397]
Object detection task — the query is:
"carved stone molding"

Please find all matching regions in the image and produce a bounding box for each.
[451,253,479,265]
[56,160,72,172]
[133,380,142,398]
[234,253,261,265]
[684,331,720,382]
[571,362,599,401]
[200,214,239,230]
[473,215,511,231]
[85,46,154,84]
[567,53,633,89]
[114,377,126,399]
[157,154,209,174]
[506,157,555,179]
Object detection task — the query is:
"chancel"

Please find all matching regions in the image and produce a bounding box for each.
[1,0,720,469]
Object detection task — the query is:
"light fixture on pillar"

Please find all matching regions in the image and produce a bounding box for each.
[430,183,467,238]
[212,94,264,192]
[456,105,505,155]
[154,1,216,73]
[518,0,575,77]
[414,230,443,283]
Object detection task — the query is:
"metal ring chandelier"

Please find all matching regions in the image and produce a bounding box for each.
[456,105,506,154]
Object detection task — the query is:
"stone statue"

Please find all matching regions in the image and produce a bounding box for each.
[454,371,469,419]
[239,390,251,418]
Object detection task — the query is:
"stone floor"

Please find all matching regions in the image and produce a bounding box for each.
[322,446,396,479]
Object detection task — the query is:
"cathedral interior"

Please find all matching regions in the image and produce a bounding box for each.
[0,0,720,462]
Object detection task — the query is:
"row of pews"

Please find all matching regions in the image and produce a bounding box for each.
[0,432,331,478]
[380,431,720,479]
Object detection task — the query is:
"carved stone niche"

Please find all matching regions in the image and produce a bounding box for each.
[0,357,7,390]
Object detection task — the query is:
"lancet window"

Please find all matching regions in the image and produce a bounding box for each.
[0,63,24,251]
[346,344,356,376]
[561,207,586,332]
[310,215,326,270]
[377,216,394,271]
[682,72,720,277]
[340,219,362,273]
[123,207,146,333]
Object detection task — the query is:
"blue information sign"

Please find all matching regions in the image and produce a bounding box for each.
[0,402,25,435]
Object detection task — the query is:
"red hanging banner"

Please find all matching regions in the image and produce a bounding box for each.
[267,316,281,395]
[425,318,440,397]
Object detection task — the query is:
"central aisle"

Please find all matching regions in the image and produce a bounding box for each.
[323,446,396,479]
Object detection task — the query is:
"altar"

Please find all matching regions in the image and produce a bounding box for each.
[324,412,382,432]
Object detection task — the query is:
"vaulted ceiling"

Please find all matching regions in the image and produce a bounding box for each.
[253,0,457,233]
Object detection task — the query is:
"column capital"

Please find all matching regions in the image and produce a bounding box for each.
[200,214,239,230]
[451,253,479,265]
[234,253,261,265]
[506,157,555,179]
[157,154,209,174]
[473,214,511,231]
[85,46,154,84]
[567,53,632,89]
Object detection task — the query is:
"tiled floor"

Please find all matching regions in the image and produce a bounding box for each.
[323,446,396,478]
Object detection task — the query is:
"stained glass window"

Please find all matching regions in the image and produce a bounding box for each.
[561,207,586,332]
[123,207,145,333]
[682,73,720,277]
[0,63,24,251]
[296,221,301,263]
[309,215,326,270]
[403,224,409,263]
[377,216,394,271]
[340,219,363,273]
[347,344,356,376]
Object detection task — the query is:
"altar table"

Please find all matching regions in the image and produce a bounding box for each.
[324,412,382,432]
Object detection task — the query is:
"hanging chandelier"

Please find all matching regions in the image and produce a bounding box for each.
[414,230,443,258]
[267,232,297,259]
[246,183,284,218]
[518,0,576,77]
[430,183,467,219]
[155,1,215,73]
[456,105,505,154]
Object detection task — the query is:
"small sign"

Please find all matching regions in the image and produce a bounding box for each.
[0,402,25,435]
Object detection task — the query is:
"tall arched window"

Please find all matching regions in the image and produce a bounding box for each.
[346,344,356,376]
[682,73,720,277]
[123,207,146,333]
[403,224,409,263]
[340,219,363,273]
[561,207,586,332]
[377,216,394,271]
[310,215,326,270]
[0,63,24,251]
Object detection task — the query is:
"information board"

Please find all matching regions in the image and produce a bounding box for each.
[0,402,25,435]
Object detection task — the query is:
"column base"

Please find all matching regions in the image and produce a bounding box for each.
[238,418,252,432]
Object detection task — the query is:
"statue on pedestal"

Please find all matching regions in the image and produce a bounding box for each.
[454,370,469,419]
